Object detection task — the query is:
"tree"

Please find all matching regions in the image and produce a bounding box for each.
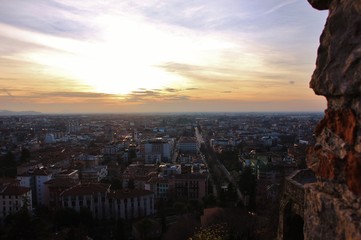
[202,194,217,208]
[3,207,51,240]
[137,218,152,240]
[239,167,256,210]
[190,224,228,240]
[173,202,188,215]
[110,178,123,190]
[0,151,16,177]
[127,179,135,189]
[20,148,31,162]
[53,208,79,229]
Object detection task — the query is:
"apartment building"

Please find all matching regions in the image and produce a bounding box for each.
[60,183,155,220]
[0,185,32,219]
[17,167,52,206]
[140,138,174,163]
[178,137,199,154]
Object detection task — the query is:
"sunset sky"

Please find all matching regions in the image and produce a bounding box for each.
[0,0,328,113]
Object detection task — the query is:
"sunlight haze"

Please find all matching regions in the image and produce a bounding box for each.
[0,0,328,113]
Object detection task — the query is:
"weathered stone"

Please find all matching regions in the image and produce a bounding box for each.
[307,0,332,10]
[345,151,361,195]
[310,0,361,96]
[316,149,340,179]
[304,182,361,240]
[278,170,316,240]
[283,0,361,239]
[308,112,354,181]
[315,108,356,146]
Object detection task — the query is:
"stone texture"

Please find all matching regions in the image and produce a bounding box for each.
[308,0,361,195]
[307,0,332,10]
[304,182,361,240]
[310,0,361,97]
[322,109,356,146]
[277,170,316,240]
[297,0,361,239]
[345,151,361,195]
[308,108,356,181]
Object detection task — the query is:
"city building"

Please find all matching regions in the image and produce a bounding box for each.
[141,138,174,163]
[81,165,108,183]
[145,177,170,200]
[168,173,208,201]
[44,178,80,209]
[178,136,199,154]
[17,167,52,207]
[60,183,155,220]
[0,185,32,220]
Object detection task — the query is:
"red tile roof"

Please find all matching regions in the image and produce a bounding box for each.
[147,177,169,184]
[61,183,110,197]
[0,177,20,186]
[108,189,154,199]
[0,185,31,196]
[44,178,80,188]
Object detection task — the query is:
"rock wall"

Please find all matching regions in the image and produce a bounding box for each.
[305,0,361,239]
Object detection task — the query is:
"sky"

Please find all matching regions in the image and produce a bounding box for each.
[0,0,328,113]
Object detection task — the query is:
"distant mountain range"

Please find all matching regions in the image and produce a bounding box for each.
[0,110,42,116]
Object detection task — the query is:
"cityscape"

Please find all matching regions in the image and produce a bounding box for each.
[0,112,322,239]
[1,0,361,239]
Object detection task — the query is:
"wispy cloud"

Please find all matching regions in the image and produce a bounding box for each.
[263,0,298,15]
[0,0,327,112]
[1,89,12,97]
[123,88,192,103]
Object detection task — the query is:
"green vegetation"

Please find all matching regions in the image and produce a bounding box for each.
[238,167,257,210]
[0,151,17,177]
[218,150,240,172]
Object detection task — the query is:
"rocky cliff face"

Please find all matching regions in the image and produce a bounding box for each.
[305,0,361,239]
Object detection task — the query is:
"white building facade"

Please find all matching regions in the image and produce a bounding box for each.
[60,183,155,220]
[0,185,32,219]
[142,138,174,163]
[178,137,199,154]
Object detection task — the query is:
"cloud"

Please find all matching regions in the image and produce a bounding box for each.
[164,88,179,93]
[1,89,12,97]
[123,88,191,103]
[159,62,287,88]
[0,0,94,39]
[164,96,190,101]
[40,91,113,98]
[0,90,116,103]
[124,90,162,102]
[0,0,328,113]
[263,0,298,15]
